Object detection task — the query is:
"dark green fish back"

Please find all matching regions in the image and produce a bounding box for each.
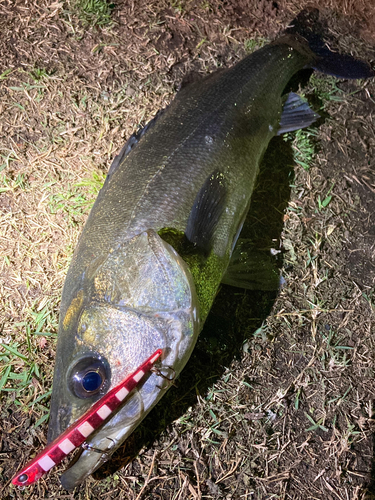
[61,37,313,321]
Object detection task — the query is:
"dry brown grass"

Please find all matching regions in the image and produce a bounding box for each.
[1,1,375,499]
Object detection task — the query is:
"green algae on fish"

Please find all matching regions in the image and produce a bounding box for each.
[158,227,225,323]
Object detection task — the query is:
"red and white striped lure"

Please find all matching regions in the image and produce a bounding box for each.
[12,349,163,487]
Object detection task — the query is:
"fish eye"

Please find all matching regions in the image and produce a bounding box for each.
[68,354,111,399]
[82,371,102,392]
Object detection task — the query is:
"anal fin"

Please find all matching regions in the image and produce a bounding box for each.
[277,92,319,135]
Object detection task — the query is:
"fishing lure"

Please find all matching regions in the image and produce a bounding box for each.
[12,349,163,487]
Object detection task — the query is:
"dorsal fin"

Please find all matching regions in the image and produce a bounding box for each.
[107,108,167,179]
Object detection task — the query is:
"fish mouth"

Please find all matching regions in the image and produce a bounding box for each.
[11,351,165,489]
[48,401,77,443]
[59,424,133,490]
[59,373,170,488]
[47,350,167,489]
[59,383,169,490]
[61,450,105,490]
[53,346,192,489]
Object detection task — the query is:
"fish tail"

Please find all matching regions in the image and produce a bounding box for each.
[285,8,374,79]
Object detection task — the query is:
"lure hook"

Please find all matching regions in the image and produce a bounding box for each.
[81,437,115,460]
[151,366,176,388]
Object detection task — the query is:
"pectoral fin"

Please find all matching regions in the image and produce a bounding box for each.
[185,170,227,254]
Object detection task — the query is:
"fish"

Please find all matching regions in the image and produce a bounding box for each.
[43,8,373,490]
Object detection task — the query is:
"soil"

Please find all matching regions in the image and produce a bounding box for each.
[1,1,375,499]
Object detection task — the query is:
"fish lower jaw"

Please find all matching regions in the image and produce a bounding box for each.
[60,383,170,490]
[59,422,136,490]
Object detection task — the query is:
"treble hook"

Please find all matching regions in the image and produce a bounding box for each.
[151,365,176,388]
[81,437,116,460]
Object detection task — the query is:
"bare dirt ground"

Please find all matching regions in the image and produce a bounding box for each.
[1,0,375,499]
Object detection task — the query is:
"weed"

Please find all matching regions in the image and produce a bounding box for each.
[316,182,335,211]
[283,77,343,171]
[309,74,343,106]
[343,419,361,443]
[294,387,302,409]
[253,322,270,342]
[244,37,268,53]
[196,38,207,50]
[48,170,104,221]
[362,290,375,312]
[29,303,59,336]
[171,0,184,14]
[0,68,12,80]
[319,328,353,370]
[75,170,106,198]
[285,128,317,171]
[0,298,58,431]
[0,172,28,193]
[327,386,352,406]
[0,151,20,172]
[29,68,54,82]
[201,1,211,10]
[48,187,88,220]
[73,0,114,27]
[305,411,328,432]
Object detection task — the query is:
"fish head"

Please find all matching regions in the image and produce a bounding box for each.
[48,229,199,489]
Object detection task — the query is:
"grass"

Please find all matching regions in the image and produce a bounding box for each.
[171,0,184,15]
[316,181,334,211]
[284,127,318,171]
[0,297,58,434]
[0,172,28,193]
[244,37,268,53]
[0,164,103,359]
[73,0,115,27]
[305,411,328,432]
[0,68,12,80]
[0,68,111,450]
[1,2,375,499]
[319,327,353,370]
[29,67,55,82]
[283,74,347,172]
[309,74,344,105]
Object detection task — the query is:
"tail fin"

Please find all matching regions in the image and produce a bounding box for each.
[286,8,374,79]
